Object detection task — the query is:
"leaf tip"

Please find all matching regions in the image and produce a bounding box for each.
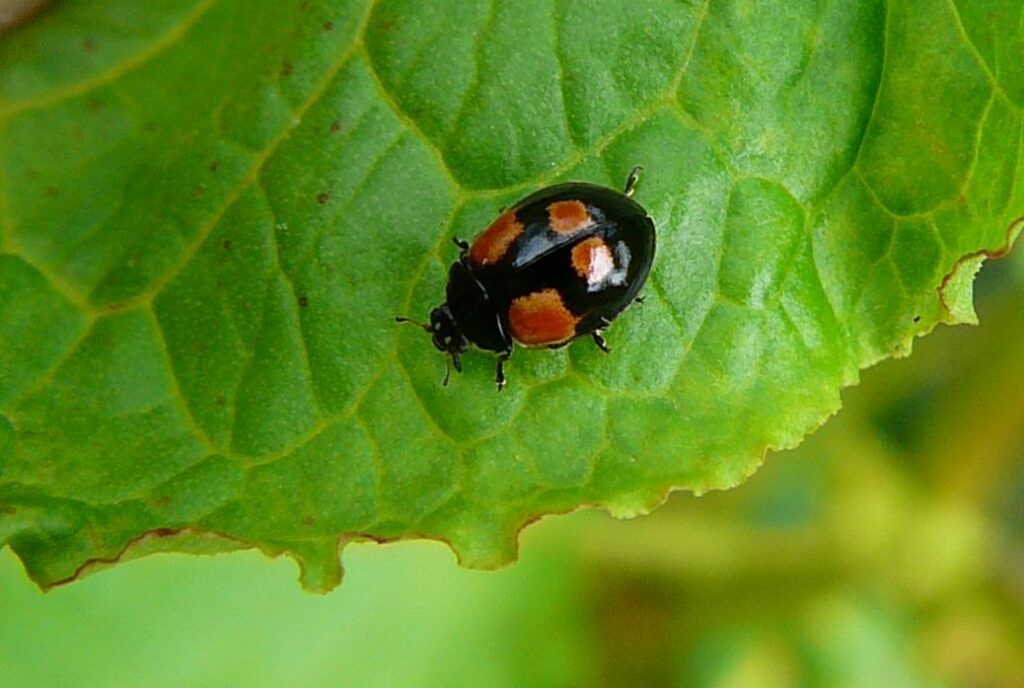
[290,539,345,594]
[603,489,672,519]
[447,522,520,570]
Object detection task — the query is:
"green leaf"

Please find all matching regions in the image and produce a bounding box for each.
[0,0,1021,591]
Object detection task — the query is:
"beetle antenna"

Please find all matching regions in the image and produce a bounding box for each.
[624,165,643,197]
[395,316,431,332]
[452,352,462,373]
[442,357,452,386]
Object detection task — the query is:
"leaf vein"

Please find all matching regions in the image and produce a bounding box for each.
[670,0,711,97]
[952,91,997,207]
[851,0,890,175]
[227,277,277,453]
[358,45,463,193]
[441,0,497,150]
[550,0,579,149]
[946,0,1022,110]
[295,127,407,271]
[0,0,220,119]
[114,2,379,313]
[1,314,95,415]
[145,305,221,454]
[257,182,325,418]
[352,413,384,527]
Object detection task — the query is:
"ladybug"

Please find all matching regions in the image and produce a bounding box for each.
[397,166,655,391]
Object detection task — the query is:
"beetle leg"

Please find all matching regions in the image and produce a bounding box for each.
[592,330,610,354]
[395,315,431,331]
[633,295,645,305]
[495,349,512,392]
[452,236,470,253]
[623,165,643,197]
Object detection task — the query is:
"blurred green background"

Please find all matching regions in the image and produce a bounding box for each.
[2,249,1022,687]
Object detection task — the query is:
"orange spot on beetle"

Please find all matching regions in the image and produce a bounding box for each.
[548,200,592,234]
[508,289,579,346]
[571,237,615,283]
[469,212,524,265]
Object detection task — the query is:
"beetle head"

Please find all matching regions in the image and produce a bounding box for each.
[428,305,469,382]
[395,305,468,385]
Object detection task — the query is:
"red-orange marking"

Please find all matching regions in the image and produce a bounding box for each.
[469,212,524,265]
[508,289,579,346]
[570,237,614,281]
[547,200,593,234]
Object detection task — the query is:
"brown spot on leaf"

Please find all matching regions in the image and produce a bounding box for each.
[323,20,334,30]
[317,192,330,204]
[330,120,341,133]
[82,37,97,53]
[222,239,232,250]
[298,295,309,308]
[280,60,294,77]
[209,160,220,172]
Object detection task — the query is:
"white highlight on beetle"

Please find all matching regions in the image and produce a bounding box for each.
[587,243,615,285]
[587,242,630,292]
